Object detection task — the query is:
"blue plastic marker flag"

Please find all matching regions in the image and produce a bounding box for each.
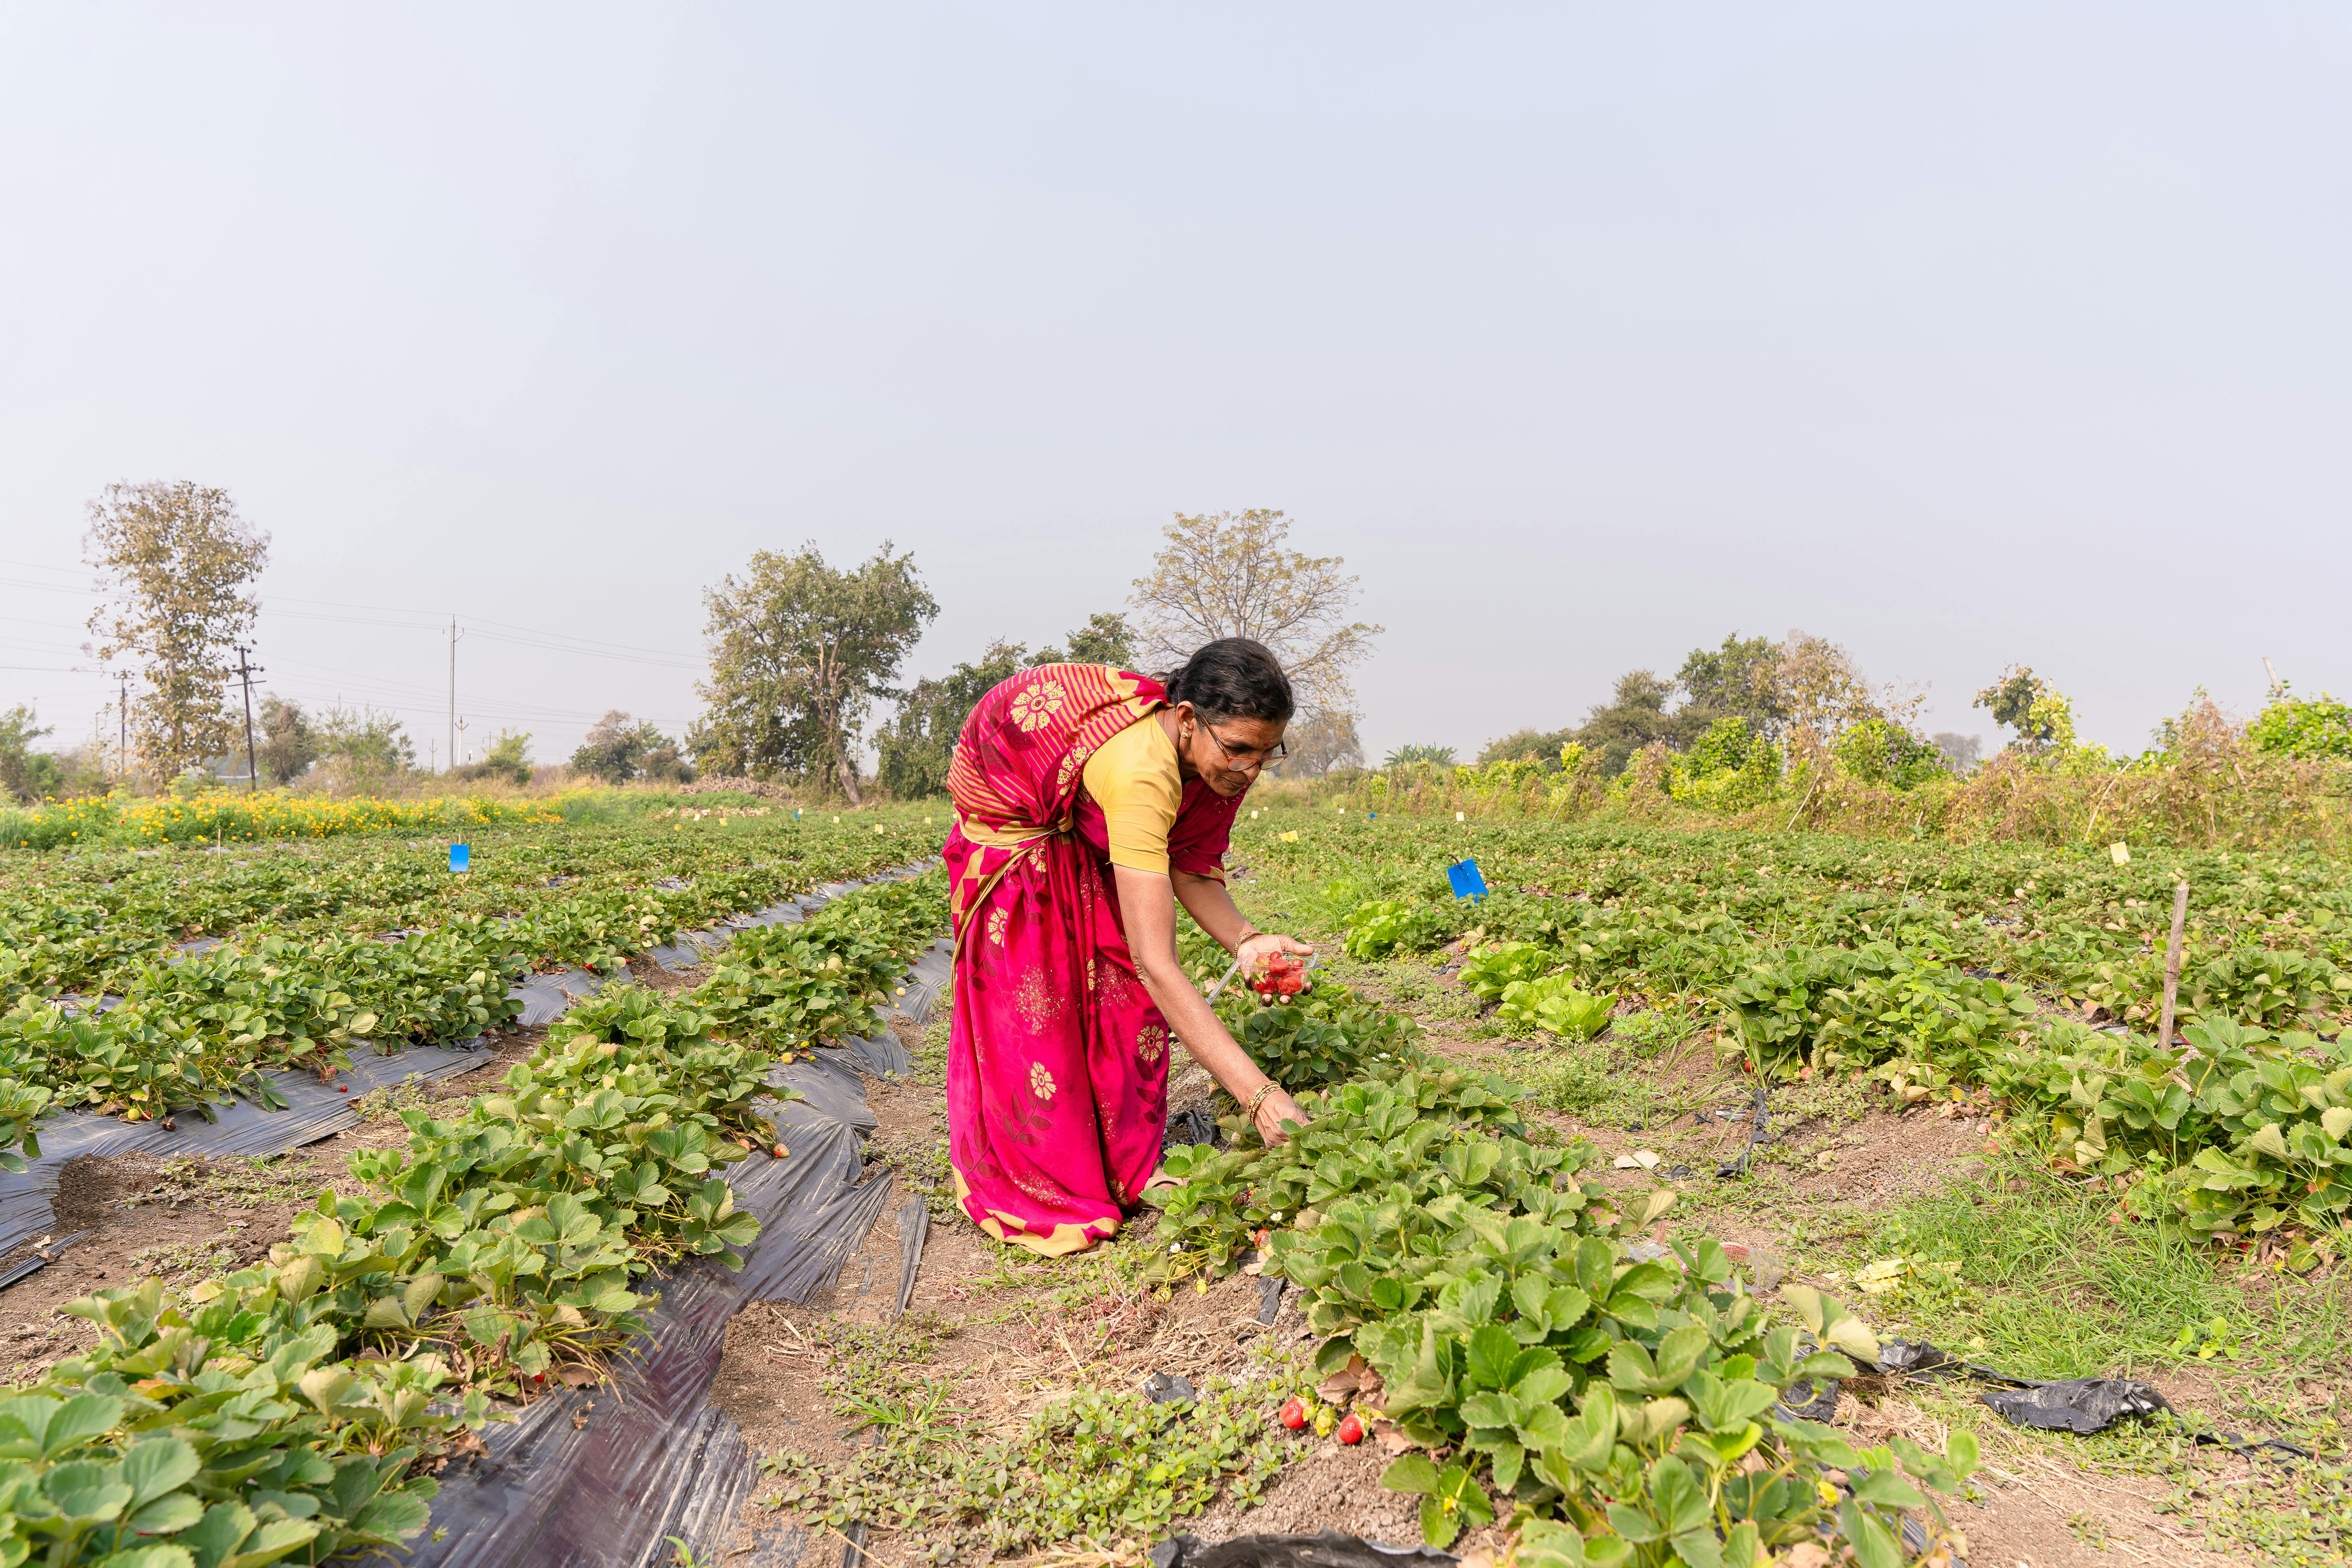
[449,843,469,873]
[1446,857,1488,901]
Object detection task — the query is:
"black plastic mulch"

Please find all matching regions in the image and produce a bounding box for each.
[402,931,952,1568]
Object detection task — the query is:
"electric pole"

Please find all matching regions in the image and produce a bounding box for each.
[232,644,264,792]
[118,672,128,780]
[447,616,463,775]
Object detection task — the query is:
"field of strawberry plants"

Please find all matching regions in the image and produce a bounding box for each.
[1129,806,2352,1562]
[0,806,950,1567]
[13,789,2352,1568]
[0,813,944,1144]
[1245,811,2352,1254]
[1152,976,1972,1564]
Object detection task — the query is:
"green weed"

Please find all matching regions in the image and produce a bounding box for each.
[1825,1149,2352,1380]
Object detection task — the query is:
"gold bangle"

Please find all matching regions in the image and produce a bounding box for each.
[1245,1080,1280,1120]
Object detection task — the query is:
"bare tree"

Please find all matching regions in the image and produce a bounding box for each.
[1274,708,1366,778]
[83,482,269,782]
[1769,630,1922,742]
[1129,510,1381,712]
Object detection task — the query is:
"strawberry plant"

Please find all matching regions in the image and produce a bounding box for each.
[1214,978,1424,1090]
[1151,1065,1536,1276]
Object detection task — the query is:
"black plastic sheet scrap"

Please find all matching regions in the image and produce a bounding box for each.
[891,1197,928,1320]
[1876,1339,2310,1459]
[1980,1378,2170,1436]
[1154,1532,1457,1568]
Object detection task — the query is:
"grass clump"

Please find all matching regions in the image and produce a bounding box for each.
[760,1316,1298,1561]
[1823,1147,2352,1380]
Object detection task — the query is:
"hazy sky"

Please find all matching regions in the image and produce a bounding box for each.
[3,5,2346,769]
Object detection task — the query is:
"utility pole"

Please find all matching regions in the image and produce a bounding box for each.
[118,672,129,780]
[456,715,470,768]
[232,644,264,792]
[447,616,463,775]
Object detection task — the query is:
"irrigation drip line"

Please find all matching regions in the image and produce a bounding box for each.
[891,1196,929,1321]
[1715,1072,1774,1179]
[0,1230,87,1291]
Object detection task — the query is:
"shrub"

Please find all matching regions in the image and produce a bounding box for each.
[2248,689,2352,762]
[1831,719,1945,790]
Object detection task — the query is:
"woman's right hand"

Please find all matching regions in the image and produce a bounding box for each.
[1254,1084,1308,1144]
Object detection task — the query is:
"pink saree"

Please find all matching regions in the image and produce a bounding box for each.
[942,663,1244,1255]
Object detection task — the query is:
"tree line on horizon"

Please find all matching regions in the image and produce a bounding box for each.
[13,483,2349,808]
[0,489,1385,805]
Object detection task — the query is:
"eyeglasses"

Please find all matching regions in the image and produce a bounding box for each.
[1199,726,1287,768]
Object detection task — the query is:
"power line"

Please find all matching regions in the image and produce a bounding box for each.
[4,559,704,666]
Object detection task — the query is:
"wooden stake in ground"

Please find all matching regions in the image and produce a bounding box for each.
[2158,880,2189,1048]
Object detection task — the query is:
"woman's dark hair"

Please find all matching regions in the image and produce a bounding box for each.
[1159,638,1294,726]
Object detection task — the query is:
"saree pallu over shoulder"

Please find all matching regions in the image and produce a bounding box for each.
[942,663,1172,1257]
[944,663,1165,944]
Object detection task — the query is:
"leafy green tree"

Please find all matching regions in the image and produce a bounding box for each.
[1031,612,1137,669]
[2247,687,2352,762]
[573,711,686,784]
[315,704,415,780]
[0,707,64,803]
[1575,670,1682,778]
[1476,727,1577,767]
[83,481,270,781]
[641,733,693,783]
[876,641,1028,799]
[255,696,317,785]
[1683,715,1757,779]
[1677,633,1787,737]
[694,543,938,802]
[1974,665,2056,748]
[479,729,535,785]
